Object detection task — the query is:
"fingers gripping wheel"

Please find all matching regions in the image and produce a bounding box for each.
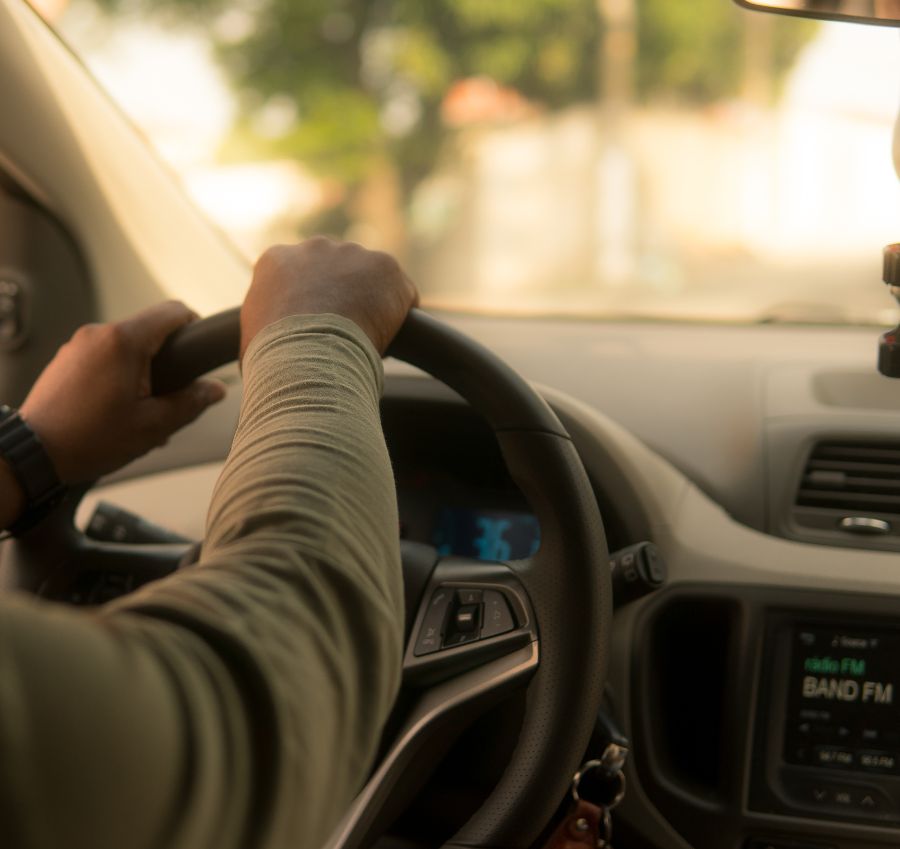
[150,307,241,395]
[1,308,613,849]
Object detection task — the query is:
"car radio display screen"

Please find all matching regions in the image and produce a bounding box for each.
[784,624,900,774]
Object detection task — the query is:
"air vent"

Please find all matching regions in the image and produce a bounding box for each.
[796,441,900,517]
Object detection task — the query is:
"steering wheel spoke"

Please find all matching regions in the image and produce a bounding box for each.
[311,558,543,849]
[328,573,538,849]
[403,556,536,687]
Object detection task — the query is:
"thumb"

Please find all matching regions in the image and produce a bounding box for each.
[148,379,227,438]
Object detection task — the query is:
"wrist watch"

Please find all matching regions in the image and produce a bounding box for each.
[0,405,66,536]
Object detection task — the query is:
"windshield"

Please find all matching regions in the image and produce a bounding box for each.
[34,0,900,324]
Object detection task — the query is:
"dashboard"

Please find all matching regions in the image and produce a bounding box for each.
[80,316,900,849]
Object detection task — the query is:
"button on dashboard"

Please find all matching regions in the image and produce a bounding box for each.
[861,728,880,743]
[812,745,854,768]
[860,792,880,810]
[791,746,811,764]
[832,788,853,807]
[810,786,830,804]
[784,776,894,817]
[858,750,896,772]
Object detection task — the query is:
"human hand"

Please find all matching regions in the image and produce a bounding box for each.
[241,237,419,358]
[20,301,226,484]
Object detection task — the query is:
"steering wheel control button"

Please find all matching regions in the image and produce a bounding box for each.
[454,604,480,633]
[457,589,482,605]
[481,590,516,638]
[440,589,486,646]
[413,588,453,656]
[443,631,478,648]
[415,584,523,654]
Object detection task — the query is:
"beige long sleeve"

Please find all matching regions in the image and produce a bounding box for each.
[0,314,404,849]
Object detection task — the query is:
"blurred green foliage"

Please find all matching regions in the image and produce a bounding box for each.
[91,0,815,216]
[639,0,815,101]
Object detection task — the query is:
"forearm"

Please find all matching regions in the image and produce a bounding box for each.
[204,313,400,588]
[109,314,404,845]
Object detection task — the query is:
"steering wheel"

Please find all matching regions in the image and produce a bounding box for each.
[0,308,612,849]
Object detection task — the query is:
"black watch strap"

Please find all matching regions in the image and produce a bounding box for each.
[0,405,66,536]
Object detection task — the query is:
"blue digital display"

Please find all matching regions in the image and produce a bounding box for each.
[432,508,540,561]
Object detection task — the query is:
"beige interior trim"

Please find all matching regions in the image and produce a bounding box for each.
[0,0,248,318]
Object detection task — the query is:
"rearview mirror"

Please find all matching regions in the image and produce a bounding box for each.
[735,0,900,25]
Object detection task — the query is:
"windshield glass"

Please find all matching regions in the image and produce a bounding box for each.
[35,0,900,324]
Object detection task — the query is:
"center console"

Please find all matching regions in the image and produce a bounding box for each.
[751,615,900,826]
[628,585,900,849]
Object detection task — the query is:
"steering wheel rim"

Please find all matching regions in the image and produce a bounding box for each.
[1,307,612,849]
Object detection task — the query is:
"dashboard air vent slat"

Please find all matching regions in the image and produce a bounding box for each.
[806,459,900,477]
[814,445,900,463]
[796,441,900,517]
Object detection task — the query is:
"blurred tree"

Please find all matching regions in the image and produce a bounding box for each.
[638,0,814,102]
[206,0,601,186]
[89,0,815,234]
